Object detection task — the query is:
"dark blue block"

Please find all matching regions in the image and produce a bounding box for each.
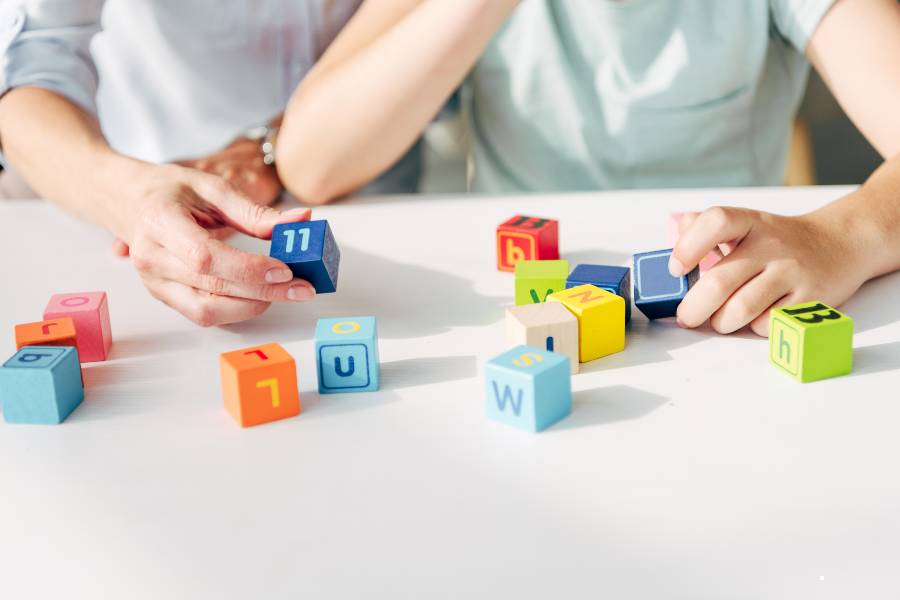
[566,264,632,323]
[270,220,341,293]
[633,249,699,320]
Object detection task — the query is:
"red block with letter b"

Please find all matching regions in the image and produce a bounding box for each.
[43,292,113,362]
[496,215,559,272]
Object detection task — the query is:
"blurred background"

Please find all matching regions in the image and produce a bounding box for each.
[420,70,884,194]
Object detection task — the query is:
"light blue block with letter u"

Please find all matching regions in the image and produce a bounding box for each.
[315,317,379,394]
[0,346,84,424]
[485,345,571,432]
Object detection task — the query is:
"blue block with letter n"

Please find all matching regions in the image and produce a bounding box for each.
[0,346,84,424]
[485,345,571,433]
[633,249,699,320]
[566,264,632,323]
[270,219,341,293]
[315,316,379,394]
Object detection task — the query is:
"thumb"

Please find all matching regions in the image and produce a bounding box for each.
[193,174,312,240]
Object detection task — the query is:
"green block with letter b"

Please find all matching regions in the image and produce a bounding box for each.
[769,301,853,383]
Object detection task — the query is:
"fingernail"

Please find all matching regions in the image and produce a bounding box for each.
[278,207,311,223]
[668,255,684,277]
[266,268,293,283]
[287,284,315,301]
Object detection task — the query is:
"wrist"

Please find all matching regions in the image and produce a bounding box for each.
[93,153,160,241]
[806,189,886,283]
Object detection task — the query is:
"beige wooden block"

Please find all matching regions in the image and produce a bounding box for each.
[505,303,579,374]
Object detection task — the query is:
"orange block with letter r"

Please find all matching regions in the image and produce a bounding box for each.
[219,342,300,427]
[496,215,559,272]
[15,317,78,351]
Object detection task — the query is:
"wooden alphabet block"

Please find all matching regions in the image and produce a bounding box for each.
[0,346,83,424]
[43,292,112,362]
[566,264,632,323]
[219,343,300,427]
[505,303,579,373]
[769,301,853,383]
[485,345,571,432]
[496,215,559,272]
[666,213,721,272]
[15,317,78,351]
[633,249,699,320]
[514,259,569,305]
[315,317,379,394]
[548,284,625,362]
[270,220,340,293]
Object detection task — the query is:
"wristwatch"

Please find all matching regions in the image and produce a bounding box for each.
[242,123,280,166]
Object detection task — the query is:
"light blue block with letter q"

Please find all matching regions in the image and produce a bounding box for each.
[315,317,379,394]
[485,344,571,432]
[0,346,84,424]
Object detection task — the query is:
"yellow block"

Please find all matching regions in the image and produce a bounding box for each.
[548,284,625,362]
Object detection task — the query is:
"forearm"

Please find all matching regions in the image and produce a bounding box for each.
[812,151,900,281]
[277,0,518,203]
[0,86,150,238]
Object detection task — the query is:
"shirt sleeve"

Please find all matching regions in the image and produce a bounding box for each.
[0,0,105,114]
[769,0,837,52]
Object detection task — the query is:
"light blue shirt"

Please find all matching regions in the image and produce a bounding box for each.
[0,0,420,194]
[466,0,836,193]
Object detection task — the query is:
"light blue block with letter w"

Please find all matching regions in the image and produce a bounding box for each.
[485,344,571,432]
[315,317,379,394]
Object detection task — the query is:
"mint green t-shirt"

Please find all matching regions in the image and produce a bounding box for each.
[466,0,836,192]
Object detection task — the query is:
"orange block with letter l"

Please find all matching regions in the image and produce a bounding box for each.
[15,318,78,351]
[496,215,559,272]
[219,342,300,427]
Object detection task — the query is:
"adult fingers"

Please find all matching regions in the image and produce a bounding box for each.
[670,206,754,276]
[676,250,764,328]
[709,269,792,334]
[148,202,295,285]
[190,173,310,239]
[144,278,272,327]
[147,248,315,302]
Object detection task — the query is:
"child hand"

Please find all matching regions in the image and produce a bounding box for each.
[120,164,314,326]
[669,206,869,337]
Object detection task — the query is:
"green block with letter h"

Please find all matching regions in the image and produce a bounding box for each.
[769,301,853,383]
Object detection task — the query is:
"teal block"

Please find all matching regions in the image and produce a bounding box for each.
[315,317,379,393]
[485,345,571,432]
[0,346,84,424]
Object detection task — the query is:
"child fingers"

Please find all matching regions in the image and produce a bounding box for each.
[145,279,272,327]
[676,253,764,328]
[670,206,753,276]
[748,294,796,337]
[709,271,791,334]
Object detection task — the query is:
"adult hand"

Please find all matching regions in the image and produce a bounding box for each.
[112,136,282,257]
[122,163,314,326]
[670,206,868,337]
[175,136,282,206]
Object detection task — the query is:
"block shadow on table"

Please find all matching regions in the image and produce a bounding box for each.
[554,385,668,431]
[226,244,506,341]
[849,341,900,378]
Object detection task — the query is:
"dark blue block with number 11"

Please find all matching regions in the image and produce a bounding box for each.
[270,220,341,293]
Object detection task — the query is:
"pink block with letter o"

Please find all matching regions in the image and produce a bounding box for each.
[43,292,113,362]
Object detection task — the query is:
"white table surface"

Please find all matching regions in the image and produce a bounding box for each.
[2,186,899,599]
